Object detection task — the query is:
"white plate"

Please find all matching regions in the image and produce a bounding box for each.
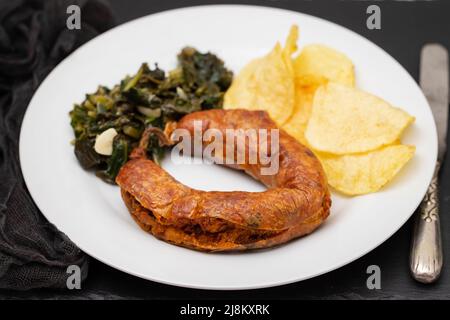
[19,5,437,290]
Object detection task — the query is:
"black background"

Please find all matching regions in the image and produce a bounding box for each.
[2,0,450,299]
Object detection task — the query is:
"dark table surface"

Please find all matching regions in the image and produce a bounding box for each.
[2,0,450,300]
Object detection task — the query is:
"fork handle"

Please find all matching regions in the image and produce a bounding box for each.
[410,161,443,283]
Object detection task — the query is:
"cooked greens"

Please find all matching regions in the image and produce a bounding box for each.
[70,47,233,184]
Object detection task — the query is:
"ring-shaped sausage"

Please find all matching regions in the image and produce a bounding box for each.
[116,109,331,251]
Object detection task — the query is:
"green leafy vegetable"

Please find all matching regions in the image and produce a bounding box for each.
[74,138,103,169]
[69,47,232,183]
[96,137,129,184]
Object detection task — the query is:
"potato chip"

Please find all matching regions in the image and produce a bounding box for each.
[283,25,299,62]
[317,144,415,195]
[305,83,415,154]
[284,43,356,145]
[282,85,315,145]
[224,27,298,125]
[293,44,355,87]
[222,58,262,111]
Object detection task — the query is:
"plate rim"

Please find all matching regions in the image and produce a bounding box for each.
[19,4,437,290]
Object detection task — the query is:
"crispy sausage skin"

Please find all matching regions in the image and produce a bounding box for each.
[116,109,331,251]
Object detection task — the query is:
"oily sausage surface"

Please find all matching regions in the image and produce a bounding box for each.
[116,109,331,251]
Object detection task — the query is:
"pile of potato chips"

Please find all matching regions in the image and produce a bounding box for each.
[224,25,415,196]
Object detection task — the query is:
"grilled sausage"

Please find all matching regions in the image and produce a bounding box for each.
[116,109,331,251]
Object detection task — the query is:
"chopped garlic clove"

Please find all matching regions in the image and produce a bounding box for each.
[94,128,118,155]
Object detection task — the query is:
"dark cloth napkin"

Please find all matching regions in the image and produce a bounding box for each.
[0,0,114,290]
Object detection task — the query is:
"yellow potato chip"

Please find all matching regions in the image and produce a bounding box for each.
[294,44,355,87]
[283,25,299,62]
[317,144,415,195]
[305,83,415,154]
[284,43,356,144]
[282,85,316,145]
[222,58,261,111]
[224,27,298,125]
